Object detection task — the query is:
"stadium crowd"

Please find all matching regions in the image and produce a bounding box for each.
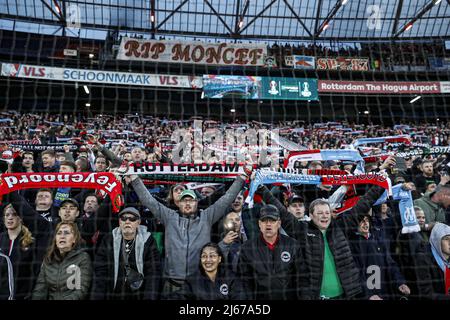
[0,111,449,300]
[268,41,447,70]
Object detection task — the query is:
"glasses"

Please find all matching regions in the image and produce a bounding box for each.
[56,230,73,236]
[120,215,139,222]
[201,253,219,260]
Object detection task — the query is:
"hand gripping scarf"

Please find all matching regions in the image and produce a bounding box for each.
[373,184,420,234]
[244,169,390,208]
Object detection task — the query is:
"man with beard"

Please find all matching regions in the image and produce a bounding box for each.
[128,171,247,298]
[92,207,161,300]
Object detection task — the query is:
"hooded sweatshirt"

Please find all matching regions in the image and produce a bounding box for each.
[429,223,450,295]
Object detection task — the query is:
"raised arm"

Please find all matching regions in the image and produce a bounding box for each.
[129,175,176,224]
[204,176,246,225]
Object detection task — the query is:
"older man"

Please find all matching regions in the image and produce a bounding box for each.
[237,205,300,300]
[263,183,385,300]
[92,207,161,300]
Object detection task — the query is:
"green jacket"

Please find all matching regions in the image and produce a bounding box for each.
[32,248,92,300]
[414,193,446,224]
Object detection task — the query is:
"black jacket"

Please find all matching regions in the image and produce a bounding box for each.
[0,252,14,300]
[264,185,385,300]
[348,231,406,299]
[91,228,162,300]
[0,231,36,299]
[173,269,247,300]
[237,233,300,300]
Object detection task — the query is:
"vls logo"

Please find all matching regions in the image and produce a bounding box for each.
[366,5,382,30]
[66,264,81,290]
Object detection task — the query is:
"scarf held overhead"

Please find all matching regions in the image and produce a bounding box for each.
[283,149,366,173]
[0,172,123,212]
[245,169,390,208]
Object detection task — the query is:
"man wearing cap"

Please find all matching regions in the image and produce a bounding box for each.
[58,198,80,223]
[237,204,300,300]
[286,195,310,222]
[262,183,386,299]
[92,207,161,300]
[261,187,310,224]
[128,168,248,297]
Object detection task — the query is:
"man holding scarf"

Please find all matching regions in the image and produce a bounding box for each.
[261,182,386,299]
[128,167,249,298]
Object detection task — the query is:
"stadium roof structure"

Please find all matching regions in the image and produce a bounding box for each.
[0,0,449,42]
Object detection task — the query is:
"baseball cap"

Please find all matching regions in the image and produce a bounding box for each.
[60,198,80,210]
[288,195,304,206]
[180,189,198,201]
[259,204,280,220]
[118,207,141,219]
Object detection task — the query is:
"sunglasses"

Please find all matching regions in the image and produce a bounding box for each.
[120,215,139,222]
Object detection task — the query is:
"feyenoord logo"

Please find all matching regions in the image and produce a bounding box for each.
[220,284,229,296]
[281,251,291,262]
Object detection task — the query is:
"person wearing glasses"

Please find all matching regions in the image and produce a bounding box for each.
[170,243,246,300]
[91,207,161,300]
[127,168,248,298]
[31,222,92,300]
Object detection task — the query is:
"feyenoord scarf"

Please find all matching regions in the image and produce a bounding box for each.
[245,169,390,208]
[363,146,450,161]
[0,172,123,212]
[283,149,366,173]
[119,162,248,183]
[396,146,450,158]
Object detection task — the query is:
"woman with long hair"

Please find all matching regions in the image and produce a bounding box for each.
[32,222,92,300]
[0,204,36,299]
[170,242,246,300]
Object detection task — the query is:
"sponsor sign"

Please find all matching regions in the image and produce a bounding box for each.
[117,37,267,66]
[318,80,441,94]
[316,57,369,71]
[284,55,315,69]
[1,63,203,88]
